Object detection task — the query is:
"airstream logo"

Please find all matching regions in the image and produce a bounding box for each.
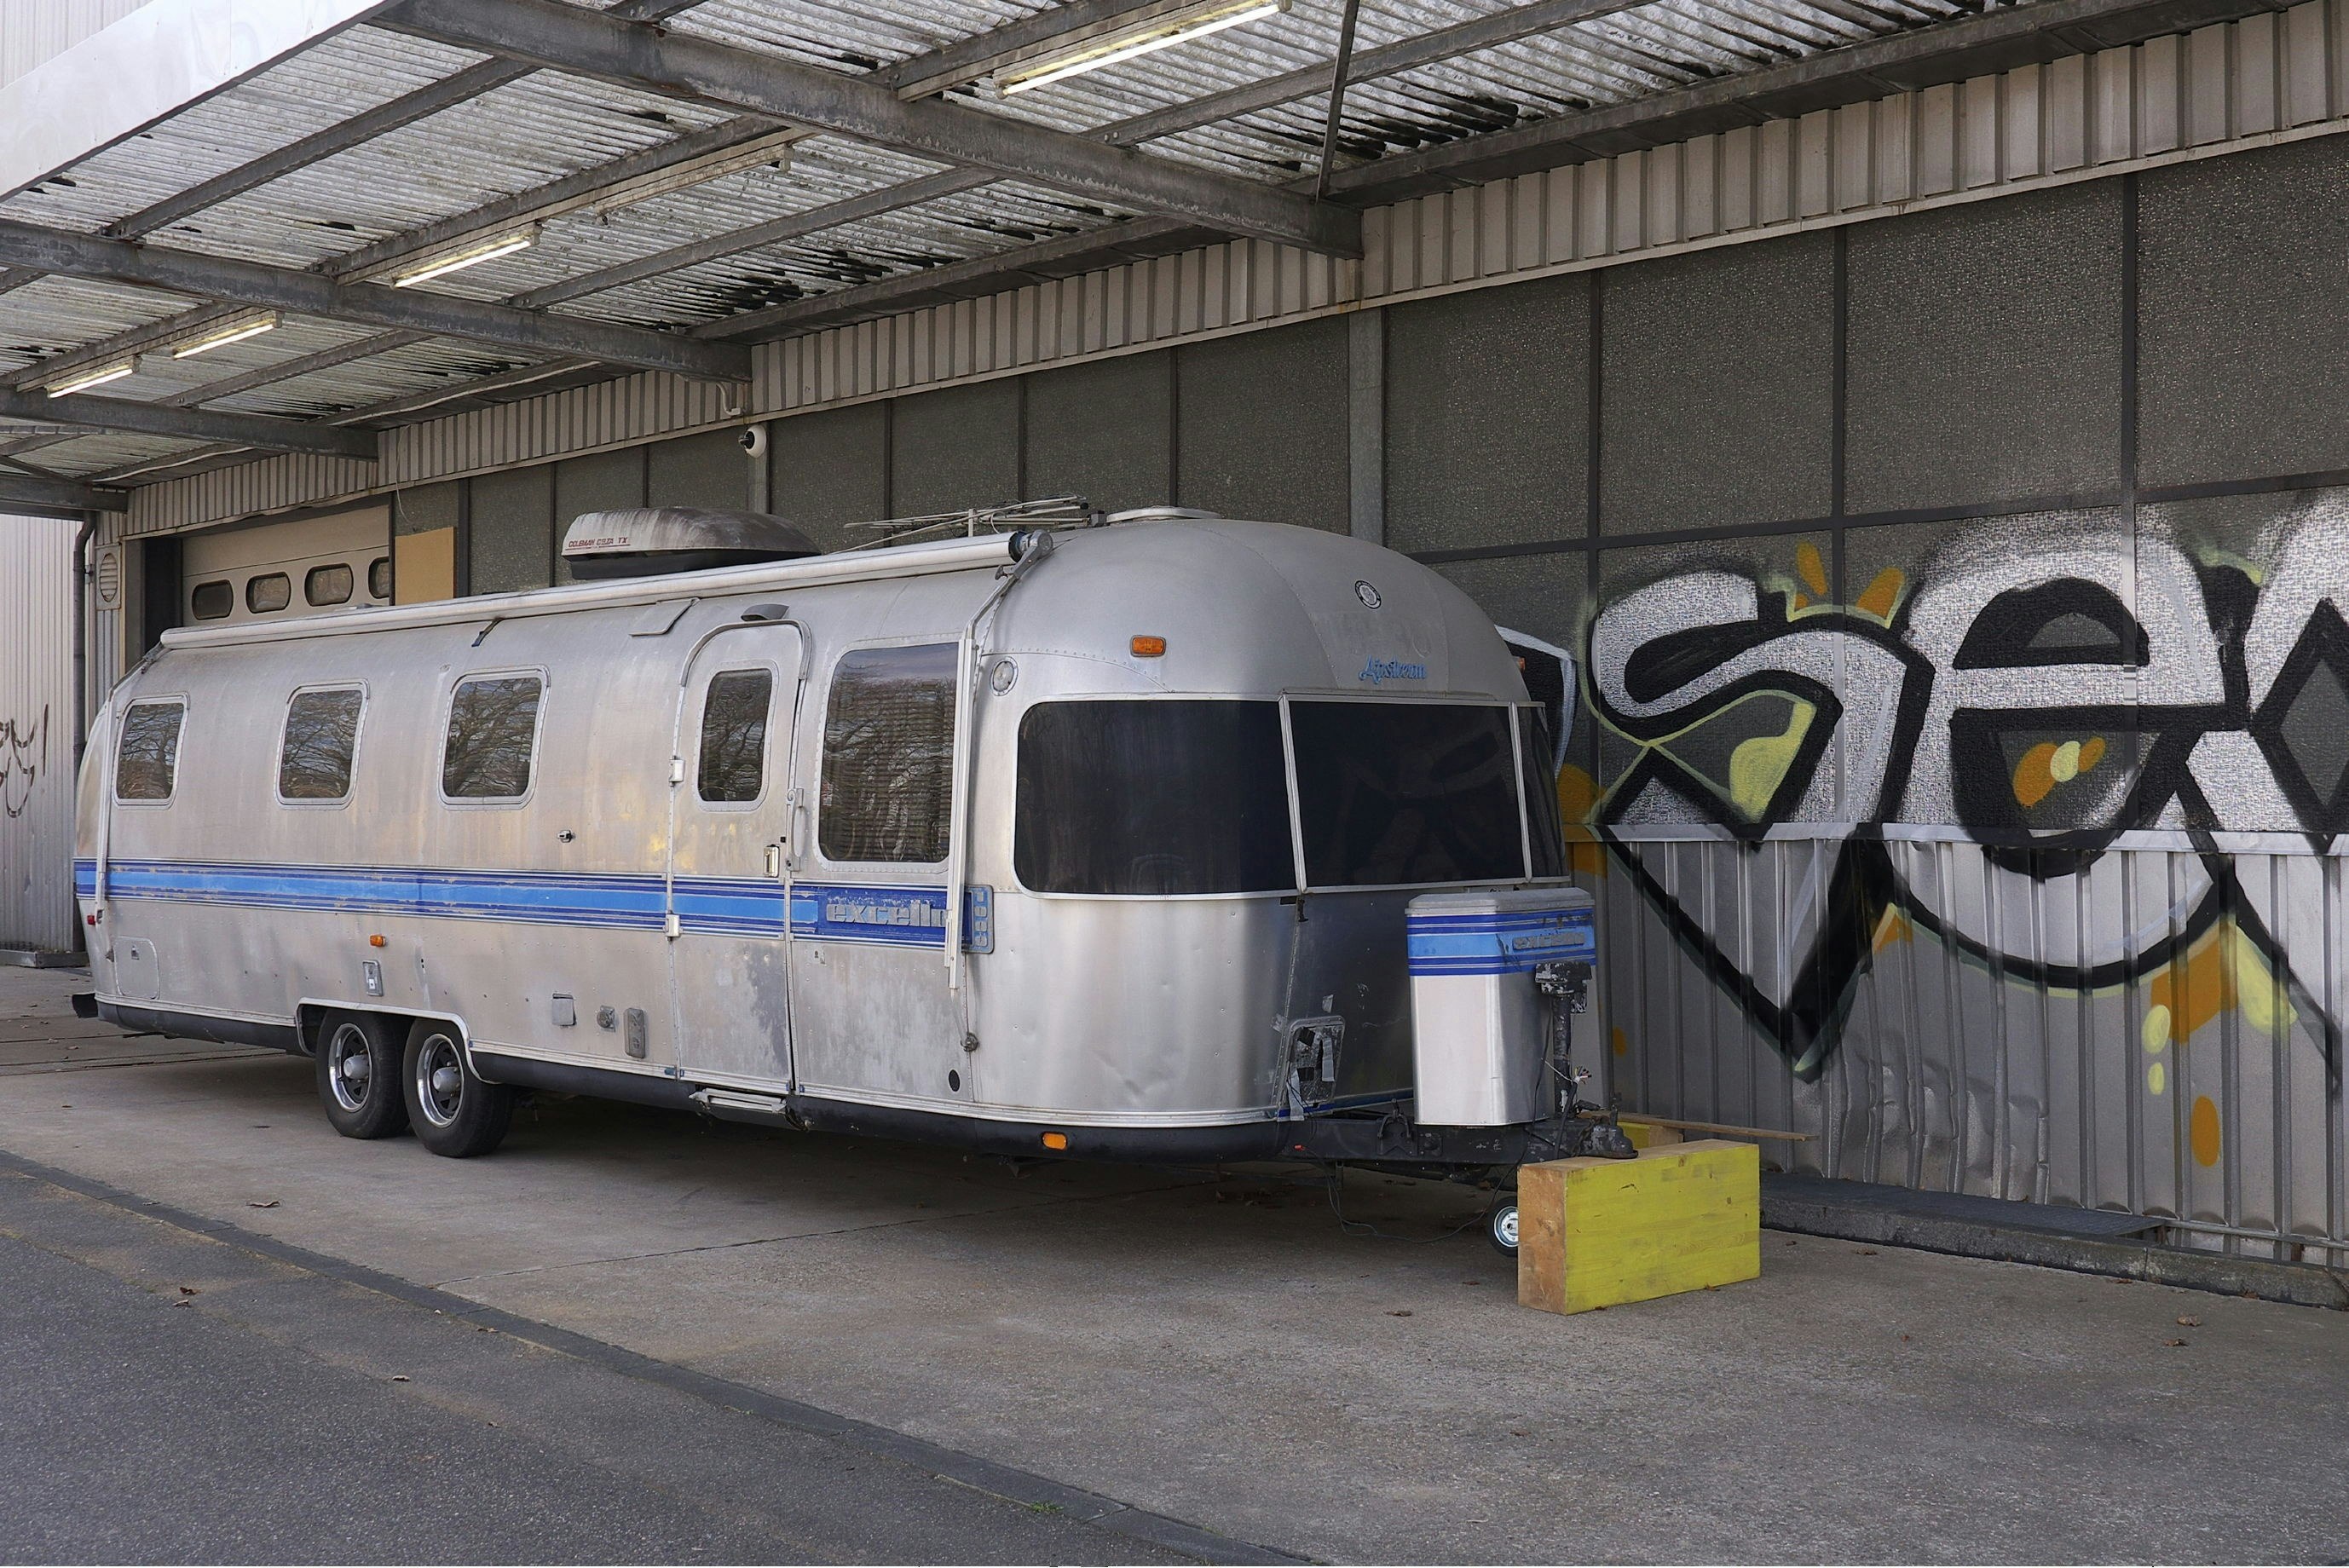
[823,896,946,930]
[1359,656,1427,686]
[1354,580,1382,609]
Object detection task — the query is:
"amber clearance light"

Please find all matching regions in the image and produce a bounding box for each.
[1130,635,1166,658]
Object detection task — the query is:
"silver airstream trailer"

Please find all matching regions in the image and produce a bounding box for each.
[72,504,1624,1248]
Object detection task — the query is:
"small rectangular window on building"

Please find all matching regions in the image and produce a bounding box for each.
[115,701,185,802]
[305,563,354,607]
[280,688,364,801]
[246,572,291,614]
[442,676,542,800]
[820,643,955,863]
[190,580,233,620]
[697,669,774,804]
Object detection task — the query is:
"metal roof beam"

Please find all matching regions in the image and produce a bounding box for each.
[101,0,713,244]
[0,473,129,515]
[0,220,750,383]
[381,0,1361,257]
[708,0,2291,341]
[0,386,379,458]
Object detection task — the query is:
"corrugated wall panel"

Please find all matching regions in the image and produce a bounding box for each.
[0,515,78,953]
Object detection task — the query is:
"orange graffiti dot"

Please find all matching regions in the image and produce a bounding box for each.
[2079,735,2107,772]
[1611,1026,1630,1058]
[2152,931,2233,1045]
[1855,568,1905,621]
[1871,906,1913,953]
[2012,742,2060,808]
[1791,591,1811,611]
[2190,1094,2222,1168]
[1794,541,1829,597]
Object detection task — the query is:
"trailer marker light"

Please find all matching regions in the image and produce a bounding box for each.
[1130,635,1166,657]
[1042,1131,1069,1150]
[368,934,386,948]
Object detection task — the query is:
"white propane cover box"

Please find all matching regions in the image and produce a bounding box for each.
[1405,887,1596,1127]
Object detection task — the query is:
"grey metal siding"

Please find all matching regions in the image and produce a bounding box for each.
[0,515,77,953]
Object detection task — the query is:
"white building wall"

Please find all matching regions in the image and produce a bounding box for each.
[0,516,79,954]
[1,0,156,88]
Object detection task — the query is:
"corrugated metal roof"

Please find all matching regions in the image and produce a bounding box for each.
[0,0,2049,482]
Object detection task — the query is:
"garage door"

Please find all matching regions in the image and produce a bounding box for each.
[181,506,392,627]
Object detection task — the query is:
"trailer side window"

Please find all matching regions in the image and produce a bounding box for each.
[280,688,364,801]
[819,643,955,863]
[1289,701,1523,888]
[1015,700,1293,895]
[1518,706,1567,879]
[115,701,185,802]
[697,669,773,804]
[442,676,541,800]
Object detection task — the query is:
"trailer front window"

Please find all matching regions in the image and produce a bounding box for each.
[1014,700,1292,895]
[1289,701,1524,888]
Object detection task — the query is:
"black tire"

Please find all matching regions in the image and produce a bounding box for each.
[1485,1196,1521,1259]
[315,1012,409,1139]
[401,1020,515,1158]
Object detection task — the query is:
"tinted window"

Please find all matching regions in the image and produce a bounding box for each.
[697,669,773,804]
[279,689,363,800]
[1016,700,1293,895]
[247,573,291,614]
[190,580,233,620]
[1519,706,1566,879]
[114,701,184,801]
[305,563,354,606]
[442,676,541,799]
[368,556,393,600]
[1290,702,1523,887]
[820,643,955,863]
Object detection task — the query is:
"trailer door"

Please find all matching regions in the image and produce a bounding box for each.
[666,625,805,1090]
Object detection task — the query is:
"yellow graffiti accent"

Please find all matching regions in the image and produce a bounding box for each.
[1871,906,1913,953]
[1794,540,1828,597]
[2148,1060,2167,1096]
[2012,735,2109,809]
[1726,704,1816,818]
[1855,568,1905,621]
[1555,764,1608,879]
[2141,1003,2170,1053]
[2147,925,2294,1046]
[1611,1025,1630,1058]
[2190,1094,2223,1168]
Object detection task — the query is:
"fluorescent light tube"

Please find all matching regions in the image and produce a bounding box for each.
[170,311,278,359]
[987,0,1288,95]
[45,360,135,397]
[392,226,540,288]
[592,140,795,217]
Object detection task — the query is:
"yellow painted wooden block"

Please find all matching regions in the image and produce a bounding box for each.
[1517,1139,1761,1315]
[1619,1118,1683,1150]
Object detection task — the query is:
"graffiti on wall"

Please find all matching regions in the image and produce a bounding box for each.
[1567,499,2349,1087]
[2,706,44,821]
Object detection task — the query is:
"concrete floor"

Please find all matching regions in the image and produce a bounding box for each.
[3,965,2346,1565]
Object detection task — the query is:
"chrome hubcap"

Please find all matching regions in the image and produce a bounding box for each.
[416,1035,465,1127]
[326,1024,373,1112]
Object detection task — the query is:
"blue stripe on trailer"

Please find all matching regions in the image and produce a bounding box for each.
[1406,906,1594,976]
[74,859,985,949]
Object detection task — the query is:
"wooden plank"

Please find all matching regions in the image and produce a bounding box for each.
[1519,1139,1762,1315]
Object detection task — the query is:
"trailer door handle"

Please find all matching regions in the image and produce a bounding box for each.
[765,843,784,879]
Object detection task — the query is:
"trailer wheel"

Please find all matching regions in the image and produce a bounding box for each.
[401,1022,514,1158]
[1485,1197,1521,1259]
[315,1012,408,1139]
